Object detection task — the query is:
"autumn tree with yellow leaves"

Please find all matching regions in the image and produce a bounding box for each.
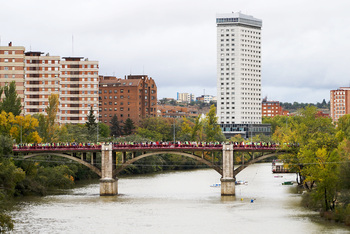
[36,94,59,142]
[0,111,41,144]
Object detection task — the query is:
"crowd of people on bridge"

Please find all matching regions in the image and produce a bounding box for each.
[12,141,287,151]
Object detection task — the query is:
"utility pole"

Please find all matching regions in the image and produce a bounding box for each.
[20,121,22,145]
[173,117,176,144]
[96,113,99,143]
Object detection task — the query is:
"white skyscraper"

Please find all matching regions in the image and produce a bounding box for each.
[216,12,264,137]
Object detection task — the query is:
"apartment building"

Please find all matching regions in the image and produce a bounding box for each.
[261,98,283,117]
[99,75,157,125]
[177,92,195,103]
[216,12,262,125]
[24,52,61,117]
[330,87,350,123]
[60,57,99,124]
[216,13,271,138]
[196,95,216,104]
[0,42,25,105]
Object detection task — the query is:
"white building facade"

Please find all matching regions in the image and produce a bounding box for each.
[177,92,195,103]
[216,12,262,125]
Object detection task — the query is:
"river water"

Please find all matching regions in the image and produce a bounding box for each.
[10,163,350,234]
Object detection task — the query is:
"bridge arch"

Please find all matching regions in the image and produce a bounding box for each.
[23,153,102,177]
[233,152,281,176]
[113,151,222,177]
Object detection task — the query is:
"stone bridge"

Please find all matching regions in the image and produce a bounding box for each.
[13,144,282,196]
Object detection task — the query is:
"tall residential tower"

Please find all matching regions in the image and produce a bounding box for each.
[216,12,267,138]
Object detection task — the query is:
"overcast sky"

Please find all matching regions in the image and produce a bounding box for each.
[1,0,349,103]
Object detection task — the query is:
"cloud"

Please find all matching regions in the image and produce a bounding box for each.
[1,0,349,101]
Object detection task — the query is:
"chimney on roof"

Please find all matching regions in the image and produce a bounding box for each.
[9,42,12,47]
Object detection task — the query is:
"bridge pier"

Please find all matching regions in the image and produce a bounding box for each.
[100,144,118,196]
[221,144,235,196]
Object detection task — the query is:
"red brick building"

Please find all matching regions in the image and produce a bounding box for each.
[330,87,350,122]
[99,75,157,125]
[262,98,289,117]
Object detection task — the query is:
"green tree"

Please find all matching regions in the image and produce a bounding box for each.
[191,116,203,141]
[336,114,350,141]
[110,115,122,137]
[58,124,89,142]
[177,117,193,141]
[45,94,59,142]
[204,105,224,142]
[0,81,22,116]
[123,118,135,135]
[85,107,97,141]
[0,135,24,232]
[274,106,339,210]
[86,106,97,131]
[137,117,172,141]
[98,122,110,138]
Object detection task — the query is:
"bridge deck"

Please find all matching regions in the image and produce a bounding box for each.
[12,145,280,154]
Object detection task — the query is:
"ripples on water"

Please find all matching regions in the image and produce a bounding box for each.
[10,163,350,234]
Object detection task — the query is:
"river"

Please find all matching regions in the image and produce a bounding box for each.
[10,163,350,234]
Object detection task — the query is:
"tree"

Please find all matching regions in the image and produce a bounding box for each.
[0,81,22,116]
[0,135,24,232]
[274,106,339,210]
[85,107,97,140]
[136,117,172,141]
[191,116,203,141]
[45,94,59,142]
[204,105,225,142]
[177,117,194,141]
[336,114,350,141]
[123,118,135,135]
[110,115,122,137]
[58,124,89,143]
[98,122,110,138]
[0,111,41,143]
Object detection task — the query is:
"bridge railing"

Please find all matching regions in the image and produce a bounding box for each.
[12,142,284,152]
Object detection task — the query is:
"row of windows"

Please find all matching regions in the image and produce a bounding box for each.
[241,29,261,34]
[61,64,98,69]
[220,43,235,47]
[220,39,235,42]
[26,60,60,64]
[220,28,235,32]
[2,51,17,55]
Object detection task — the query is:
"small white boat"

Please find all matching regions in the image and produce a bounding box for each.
[235,180,248,185]
[210,183,221,187]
